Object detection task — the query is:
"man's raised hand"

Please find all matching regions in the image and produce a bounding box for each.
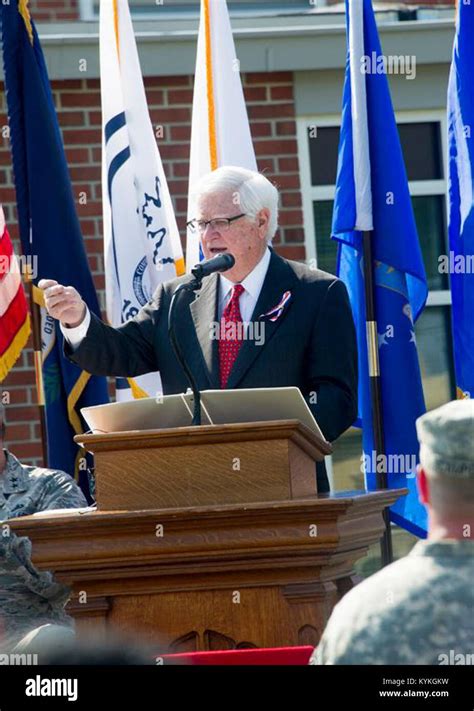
[38,279,86,328]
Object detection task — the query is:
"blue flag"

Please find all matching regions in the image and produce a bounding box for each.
[1,2,109,495]
[332,0,428,537]
[447,2,474,400]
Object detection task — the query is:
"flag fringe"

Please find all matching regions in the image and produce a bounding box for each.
[18,0,34,45]
[32,283,45,307]
[0,314,31,382]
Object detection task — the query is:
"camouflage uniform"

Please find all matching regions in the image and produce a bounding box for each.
[310,539,474,665]
[0,530,73,650]
[311,399,474,666]
[0,449,87,520]
[0,448,85,650]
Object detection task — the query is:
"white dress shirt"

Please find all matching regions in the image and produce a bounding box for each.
[217,247,271,323]
[60,303,91,348]
[61,248,272,349]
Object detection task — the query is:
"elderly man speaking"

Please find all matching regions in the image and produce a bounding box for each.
[39,167,357,492]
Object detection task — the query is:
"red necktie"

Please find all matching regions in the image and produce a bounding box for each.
[219,283,245,389]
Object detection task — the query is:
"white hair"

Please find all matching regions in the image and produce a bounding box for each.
[191,166,279,242]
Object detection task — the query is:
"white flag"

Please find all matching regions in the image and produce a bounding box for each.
[100,0,185,399]
[348,0,373,232]
[186,0,257,272]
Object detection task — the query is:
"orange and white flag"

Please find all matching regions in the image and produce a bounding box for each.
[186,0,257,271]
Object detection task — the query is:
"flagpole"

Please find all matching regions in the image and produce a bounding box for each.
[362,230,393,567]
[28,280,48,468]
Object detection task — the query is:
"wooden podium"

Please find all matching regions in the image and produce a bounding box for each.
[10,420,405,652]
[79,420,333,510]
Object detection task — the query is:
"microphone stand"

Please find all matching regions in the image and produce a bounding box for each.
[168,253,235,427]
[168,277,203,426]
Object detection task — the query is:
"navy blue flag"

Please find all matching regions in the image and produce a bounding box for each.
[332,0,428,536]
[447,1,474,400]
[1,1,109,495]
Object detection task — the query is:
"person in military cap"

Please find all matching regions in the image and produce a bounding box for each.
[0,399,87,520]
[310,398,474,665]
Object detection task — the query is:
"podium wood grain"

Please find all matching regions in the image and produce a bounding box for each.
[74,420,333,511]
[10,490,406,652]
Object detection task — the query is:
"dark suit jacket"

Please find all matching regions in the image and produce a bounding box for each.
[66,250,358,492]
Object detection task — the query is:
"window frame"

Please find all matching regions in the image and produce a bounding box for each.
[296,109,454,488]
[296,109,451,307]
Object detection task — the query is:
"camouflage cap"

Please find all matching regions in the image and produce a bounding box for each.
[416,399,474,479]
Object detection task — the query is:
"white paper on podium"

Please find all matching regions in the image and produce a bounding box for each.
[81,386,324,439]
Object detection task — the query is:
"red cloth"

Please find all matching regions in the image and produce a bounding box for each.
[161,646,314,666]
[219,283,245,388]
[0,219,30,379]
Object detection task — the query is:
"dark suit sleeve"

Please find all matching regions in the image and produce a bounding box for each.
[306,279,358,442]
[64,286,164,378]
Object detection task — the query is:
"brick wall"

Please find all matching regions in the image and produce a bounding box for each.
[29,0,79,22]
[25,0,457,25]
[0,71,305,467]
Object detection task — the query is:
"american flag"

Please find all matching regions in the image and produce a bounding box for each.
[0,205,30,381]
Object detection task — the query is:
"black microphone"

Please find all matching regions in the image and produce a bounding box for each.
[168,252,235,426]
[191,252,235,279]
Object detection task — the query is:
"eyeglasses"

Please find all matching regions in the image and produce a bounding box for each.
[186,213,248,234]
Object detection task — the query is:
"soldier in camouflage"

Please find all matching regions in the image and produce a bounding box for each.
[0,400,86,651]
[310,399,474,665]
[0,400,87,520]
[0,529,74,650]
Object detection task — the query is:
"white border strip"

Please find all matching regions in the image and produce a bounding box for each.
[348,0,373,231]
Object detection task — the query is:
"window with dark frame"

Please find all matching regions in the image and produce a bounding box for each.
[307,120,455,412]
